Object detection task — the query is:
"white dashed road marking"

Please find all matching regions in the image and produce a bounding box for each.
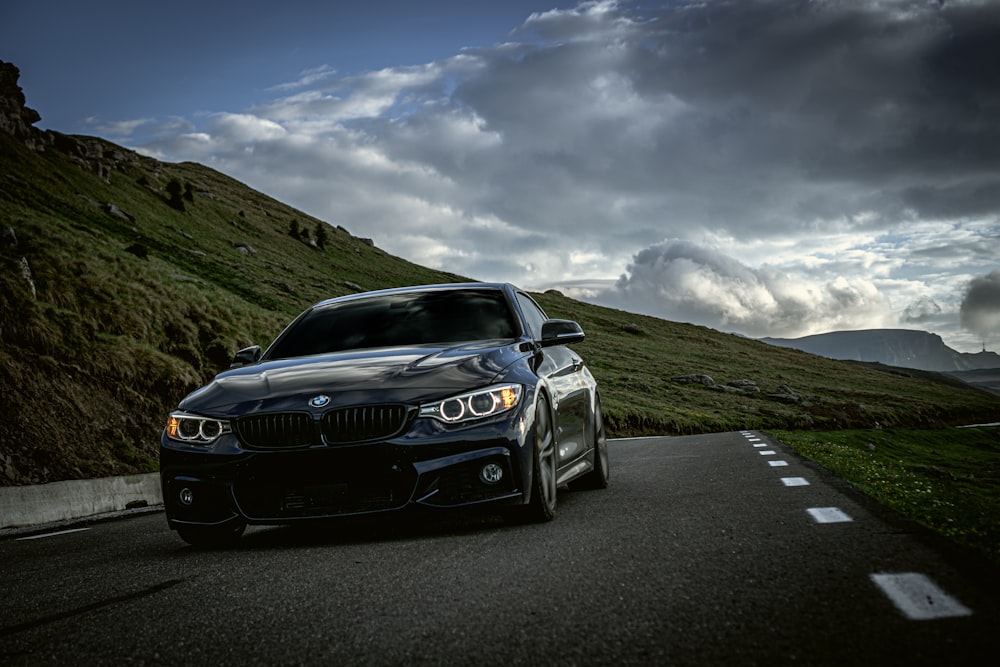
[807,507,853,523]
[870,573,972,620]
[741,431,973,625]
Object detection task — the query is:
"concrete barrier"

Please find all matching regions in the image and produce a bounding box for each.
[0,472,163,529]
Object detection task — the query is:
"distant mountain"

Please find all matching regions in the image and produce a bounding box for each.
[760,329,1000,373]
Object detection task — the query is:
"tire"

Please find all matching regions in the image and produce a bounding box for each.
[175,520,246,548]
[570,394,609,491]
[524,394,557,523]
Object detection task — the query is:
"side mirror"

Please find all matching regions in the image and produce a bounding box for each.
[540,319,585,347]
[231,345,262,368]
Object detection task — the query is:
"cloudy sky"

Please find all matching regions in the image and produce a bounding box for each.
[4,0,999,352]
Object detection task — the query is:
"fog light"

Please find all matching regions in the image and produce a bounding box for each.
[480,463,504,485]
[179,488,194,506]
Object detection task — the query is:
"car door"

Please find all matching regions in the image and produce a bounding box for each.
[514,292,591,471]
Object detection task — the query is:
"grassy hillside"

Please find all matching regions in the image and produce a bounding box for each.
[2,130,998,486]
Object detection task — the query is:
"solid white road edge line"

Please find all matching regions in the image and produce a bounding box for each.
[17,527,92,541]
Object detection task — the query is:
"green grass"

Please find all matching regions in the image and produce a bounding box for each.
[772,427,1000,565]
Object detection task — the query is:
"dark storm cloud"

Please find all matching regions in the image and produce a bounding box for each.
[960,270,1000,341]
[430,0,1000,246]
[901,181,1000,219]
[630,0,1000,219]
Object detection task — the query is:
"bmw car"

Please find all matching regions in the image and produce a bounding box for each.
[160,283,608,546]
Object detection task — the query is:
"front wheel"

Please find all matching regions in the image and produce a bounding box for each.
[524,394,557,523]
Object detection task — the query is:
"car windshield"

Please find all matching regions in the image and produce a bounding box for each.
[267,288,520,359]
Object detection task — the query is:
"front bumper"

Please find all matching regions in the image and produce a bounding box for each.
[160,424,528,527]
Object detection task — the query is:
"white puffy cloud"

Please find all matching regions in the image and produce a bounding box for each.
[601,240,892,337]
[902,296,943,324]
[206,113,287,143]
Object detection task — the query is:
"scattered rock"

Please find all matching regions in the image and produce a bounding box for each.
[76,194,136,222]
[723,379,761,395]
[124,243,148,259]
[77,193,102,208]
[621,323,642,335]
[266,280,296,295]
[672,374,715,387]
[722,385,753,394]
[622,377,652,392]
[19,256,36,298]
[233,241,256,256]
[344,281,362,292]
[103,203,135,223]
[2,226,16,248]
[767,384,801,403]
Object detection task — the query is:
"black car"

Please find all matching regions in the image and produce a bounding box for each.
[160,282,608,546]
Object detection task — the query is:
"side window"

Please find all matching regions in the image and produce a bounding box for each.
[516,292,547,340]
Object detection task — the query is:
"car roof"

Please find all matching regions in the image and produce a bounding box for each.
[309,282,519,309]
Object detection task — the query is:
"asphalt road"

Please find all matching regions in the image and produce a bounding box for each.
[2,431,999,666]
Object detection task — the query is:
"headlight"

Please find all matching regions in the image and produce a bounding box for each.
[419,384,522,424]
[165,412,231,444]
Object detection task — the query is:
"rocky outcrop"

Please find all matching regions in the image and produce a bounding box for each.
[1,59,152,182]
[0,60,44,150]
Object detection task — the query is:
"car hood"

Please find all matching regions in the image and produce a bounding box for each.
[178,341,528,415]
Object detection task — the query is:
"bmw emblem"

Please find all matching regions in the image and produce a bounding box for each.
[309,395,331,408]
